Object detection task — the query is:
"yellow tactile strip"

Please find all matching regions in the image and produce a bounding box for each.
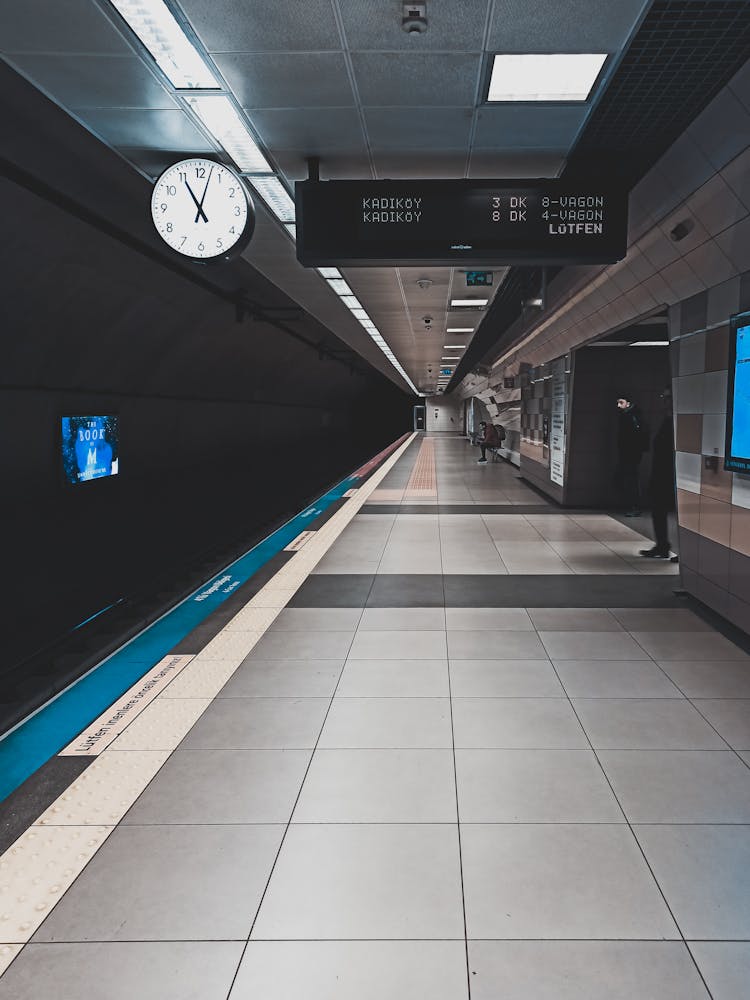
[405,438,437,497]
[0,431,417,977]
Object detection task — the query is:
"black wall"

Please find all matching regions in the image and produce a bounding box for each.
[0,66,412,678]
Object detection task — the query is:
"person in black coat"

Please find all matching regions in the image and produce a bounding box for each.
[641,386,676,559]
[614,394,649,516]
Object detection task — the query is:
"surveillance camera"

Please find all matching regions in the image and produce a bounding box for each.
[423,315,432,325]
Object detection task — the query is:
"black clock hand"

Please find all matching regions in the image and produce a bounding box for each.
[183,178,208,223]
[194,166,214,224]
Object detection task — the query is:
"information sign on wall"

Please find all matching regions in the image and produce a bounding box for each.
[550,358,568,487]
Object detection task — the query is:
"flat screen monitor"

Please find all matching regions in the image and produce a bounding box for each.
[725,311,750,473]
[61,415,119,484]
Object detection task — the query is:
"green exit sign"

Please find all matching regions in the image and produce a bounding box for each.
[466,271,493,286]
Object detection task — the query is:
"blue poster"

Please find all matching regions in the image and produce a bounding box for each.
[729,323,750,466]
[61,415,119,484]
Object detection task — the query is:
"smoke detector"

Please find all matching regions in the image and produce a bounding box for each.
[416,277,433,290]
[402,3,428,33]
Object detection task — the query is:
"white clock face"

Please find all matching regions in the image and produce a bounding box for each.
[151,159,253,260]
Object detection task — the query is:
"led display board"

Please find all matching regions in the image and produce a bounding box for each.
[296,179,628,267]
[725,311,750,473]
[62,415,119,485]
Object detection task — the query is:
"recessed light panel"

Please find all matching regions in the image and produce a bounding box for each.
[451,299,488,307]
[488,53,607,102]
[250,176,296,223]
[187,95,272,173]
[110,0,219,89]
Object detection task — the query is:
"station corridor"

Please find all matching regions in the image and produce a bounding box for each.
[2,433,749,1000]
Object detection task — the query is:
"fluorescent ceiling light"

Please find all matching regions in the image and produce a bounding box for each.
[488,53,607,102]
[447,327,474,333]
[327,278,352,296]
[443,345,465,349]
[451,299,488,307]
[631,340,670,346]
[442,357,459,361]
[250,175,296,223]
[186,95,272,173]
[317,267,341,279]
[110,0,219,89]
[284,223,296,240]
[352,308,369,321]
[341,295,362,310]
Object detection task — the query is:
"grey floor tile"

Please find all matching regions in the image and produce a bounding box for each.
[633,631,749,661]
[523,516,596,541]
[123,749,311,825]
[445,607,533,630]
[572,699,728,750]
[449,659,564,697]
[251,824,464,940]
[319,697,452,748]
[0,942,244,1000]
[232,941,469,1000]
[455,749,623,823]
[693,700,750,749]
[688,942,750,1000]
[181,698,329,749]
[656,660,750,697]
[635,824,750,939]
[293,749,456,822]
[221,659,343,698]
[289,575,374,607]
[482,515,544,540]
[33,825,284,941]
[553,659,682,698]
[367,575,445,607]
[337,659,449,696]
[244,630,354,660]
[269,608,363,631]
[609,608,712,631]
[599,751,750,822]
[527,608,623,631]
[467,941,710,1000]
[348,629,447,659]
[358,607,445,630]
[539,631,650,661]
[447,630,547,659]
[461,824,678,939]
[452,698,587,749]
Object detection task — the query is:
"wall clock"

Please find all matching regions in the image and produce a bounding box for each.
[150,158,254,261]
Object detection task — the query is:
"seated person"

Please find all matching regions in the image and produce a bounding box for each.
[477,421,500,463]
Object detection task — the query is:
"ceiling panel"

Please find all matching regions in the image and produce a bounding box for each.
[473,105,588,149]
[487,0,649,52]
[7,54,176,110]
[84,108,214,151]
[276,150,372,182]
[0,0,129,54]
[338,0,490,52]
[215,52,354,109]
[249,108,366,152]
[181,0,340,53]
[352,53,481,107]
[365,108,474,149]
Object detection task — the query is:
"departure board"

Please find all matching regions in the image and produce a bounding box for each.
[296,179,628,267]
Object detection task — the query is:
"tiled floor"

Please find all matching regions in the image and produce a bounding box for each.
[2,434,749,999]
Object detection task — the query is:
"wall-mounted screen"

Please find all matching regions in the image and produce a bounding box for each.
[725,312,750,473]
[62,415,119,484]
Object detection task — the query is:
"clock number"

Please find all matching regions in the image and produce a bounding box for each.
[160,203,167,212]
[233,206,241,216]
[166,185,176,196]
[180,237,187,247]
[166,223,173,232]
[196,166,205,178]
[179,172,187,183]
[229,226,236,234]
[229,187,235,198]
[197,241,205,251]
[216,238,223,249]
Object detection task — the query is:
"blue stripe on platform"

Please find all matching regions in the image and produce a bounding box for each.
[0,474,359,803]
